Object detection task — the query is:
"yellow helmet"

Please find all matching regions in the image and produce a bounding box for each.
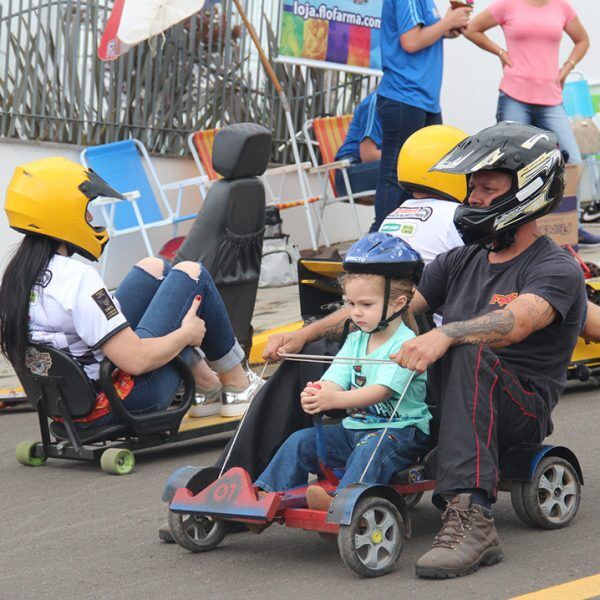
[5,157,123,261]
[397,125,469,202]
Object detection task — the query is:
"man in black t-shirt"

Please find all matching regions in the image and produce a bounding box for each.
[392,122,587,578]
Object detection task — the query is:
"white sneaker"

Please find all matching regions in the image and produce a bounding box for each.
[220,370,264,417]
[187,384,222,418]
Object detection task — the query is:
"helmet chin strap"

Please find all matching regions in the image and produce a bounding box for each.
[359,278,408,334]
[484,227,517,253]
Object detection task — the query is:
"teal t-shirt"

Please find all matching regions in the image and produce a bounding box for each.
[321,323,431,434]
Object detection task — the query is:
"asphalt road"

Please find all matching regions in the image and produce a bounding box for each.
[1,381,599,600]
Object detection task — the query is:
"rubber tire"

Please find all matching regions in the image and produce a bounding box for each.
[519,456,581,530]
[402,491,424,509]
[167,510,227,553]
[100,448,135,475]
[15,441,46,467]
[510,482,537,528]
[337,496,404,578]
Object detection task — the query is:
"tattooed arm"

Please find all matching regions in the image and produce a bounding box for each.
[391,293,557,373]
[262,306,352,361]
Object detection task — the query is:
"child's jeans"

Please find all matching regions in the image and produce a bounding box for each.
[88,260,244,426]
[255,423,430,492]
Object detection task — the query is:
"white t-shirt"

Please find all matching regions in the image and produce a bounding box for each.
[379,198,464,264]
[28,255,128,381]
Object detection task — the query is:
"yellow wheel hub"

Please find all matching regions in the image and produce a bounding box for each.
[371,529,383,544]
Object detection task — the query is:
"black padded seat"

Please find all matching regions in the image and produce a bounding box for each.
[174,123,271,351]
[50,421,132,444]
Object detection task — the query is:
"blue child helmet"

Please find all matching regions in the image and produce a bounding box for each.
[343,232,424,284]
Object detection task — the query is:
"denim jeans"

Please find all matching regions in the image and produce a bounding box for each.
[334,160,380,197]
[372,95,442,232]
[496,91,582,165]
[255,423,430,492]
[90,260,243,426]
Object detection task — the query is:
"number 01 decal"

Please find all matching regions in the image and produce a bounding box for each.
[213,482,238,502]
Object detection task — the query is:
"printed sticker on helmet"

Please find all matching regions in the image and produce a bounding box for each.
[516,177,544,203]
[517,150,559,188]
[435,148,475,170]
[470,149,504,172]
[521,133,550,150]
[493,181,552,230]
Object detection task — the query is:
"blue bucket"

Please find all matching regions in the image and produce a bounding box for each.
[563,75,595,118]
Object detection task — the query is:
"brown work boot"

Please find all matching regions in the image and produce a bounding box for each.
[415,493,503,579]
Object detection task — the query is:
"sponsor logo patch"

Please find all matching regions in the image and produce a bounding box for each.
[490,292,518,307]
[92,288,119,320]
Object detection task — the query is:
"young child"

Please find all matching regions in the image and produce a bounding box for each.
[254,233,432,511]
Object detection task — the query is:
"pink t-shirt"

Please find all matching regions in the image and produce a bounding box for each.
[488,0,577,105]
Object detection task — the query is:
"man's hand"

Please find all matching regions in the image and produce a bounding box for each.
[390,329,452,373]
[300,382,339,414]
[263,328,308,362]
[441,6,471,34]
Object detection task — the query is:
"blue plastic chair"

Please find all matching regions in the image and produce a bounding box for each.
[81,139,207,278]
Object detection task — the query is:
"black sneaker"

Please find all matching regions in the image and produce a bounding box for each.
[581,204,600,224]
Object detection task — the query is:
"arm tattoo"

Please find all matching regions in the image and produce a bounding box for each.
[518,296,555,329]
[438,309,516,346]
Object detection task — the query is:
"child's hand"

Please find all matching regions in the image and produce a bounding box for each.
[301,383,337,414]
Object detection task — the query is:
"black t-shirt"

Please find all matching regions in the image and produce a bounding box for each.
[418,236,587,413]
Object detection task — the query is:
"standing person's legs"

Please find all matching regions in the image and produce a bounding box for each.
[214,339,342,479]
[496,91,534,124]
[535,104,582,165]
[372,97,436,231]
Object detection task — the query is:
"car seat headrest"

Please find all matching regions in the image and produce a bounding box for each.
[213,123,272,179]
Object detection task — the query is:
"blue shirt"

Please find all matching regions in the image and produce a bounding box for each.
[335,92,382,163]
[377,0,444,113]
[321,324,430,434]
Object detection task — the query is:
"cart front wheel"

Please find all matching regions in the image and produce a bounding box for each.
[100,448,135,475]
[167,510,227,552]
[15,441,46,467]
[337,496,404,578]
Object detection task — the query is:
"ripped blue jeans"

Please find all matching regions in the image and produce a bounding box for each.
[255,423,429,492]
[90,260,244,426]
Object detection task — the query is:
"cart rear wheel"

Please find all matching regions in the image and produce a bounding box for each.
[168,510,227,552]
[513,456,581,529]
[337,496,404,578]
[15,441,46,467]
[100,448,135,475]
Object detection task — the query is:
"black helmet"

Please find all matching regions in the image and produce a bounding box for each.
[343,233,424,333]
[432,121,565,248]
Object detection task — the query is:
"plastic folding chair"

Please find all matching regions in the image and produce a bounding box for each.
[81,139,207,278]
[188,129,328,250]
[303,116,366,240]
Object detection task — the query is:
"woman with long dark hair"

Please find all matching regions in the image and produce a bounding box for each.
[0,157,262,426]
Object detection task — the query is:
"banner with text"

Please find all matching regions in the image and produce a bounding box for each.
[277,0,383,75]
